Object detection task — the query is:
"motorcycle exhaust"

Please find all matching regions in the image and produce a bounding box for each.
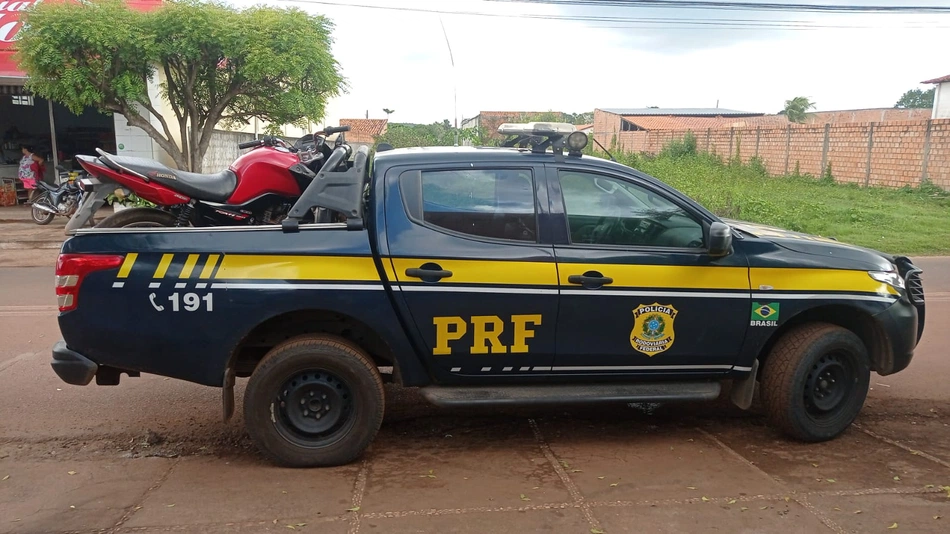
[32,202,59,215]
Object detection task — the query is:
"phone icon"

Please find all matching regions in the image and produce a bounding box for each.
[149,293,165,312]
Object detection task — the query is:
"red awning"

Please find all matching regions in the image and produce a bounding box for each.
[0,0,163,80]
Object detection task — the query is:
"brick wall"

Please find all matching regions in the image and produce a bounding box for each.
[806,108,931,125]
[599,118,950,190]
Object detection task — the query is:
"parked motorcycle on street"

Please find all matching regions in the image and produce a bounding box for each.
[72,125,352,229]
[30,169,84,225]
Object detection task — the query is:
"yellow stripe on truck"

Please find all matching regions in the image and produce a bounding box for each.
[179,254,200,279]
[153,254,174,279]
[214,255,381,281]
[391,258,558,286]
[558,264,749,290]
[117,253,137,278]
[751,268,898,295]
[199,254,220,279]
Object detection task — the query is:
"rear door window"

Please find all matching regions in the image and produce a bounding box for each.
[400,168,537,242]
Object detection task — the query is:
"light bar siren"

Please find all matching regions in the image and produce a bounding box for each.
[497,122,588,159]
[497,122,576,136]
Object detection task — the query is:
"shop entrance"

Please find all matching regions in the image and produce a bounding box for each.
[1,84,115,205]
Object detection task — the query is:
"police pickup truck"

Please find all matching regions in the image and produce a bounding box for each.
[50,123,925,467]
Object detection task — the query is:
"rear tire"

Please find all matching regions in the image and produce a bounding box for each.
[30,193,55,225]
[95,207,179,228]
[243,335,385,467]
[761,323,870,442]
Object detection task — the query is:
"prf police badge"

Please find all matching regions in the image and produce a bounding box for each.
[631,303,678,356]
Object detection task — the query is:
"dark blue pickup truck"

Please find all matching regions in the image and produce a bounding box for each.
[50,124,924,467]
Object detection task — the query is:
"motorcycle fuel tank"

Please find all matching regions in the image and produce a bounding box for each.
[228,147,302,204]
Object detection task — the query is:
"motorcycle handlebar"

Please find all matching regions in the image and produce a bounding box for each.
[238,139,264,150]
[322,125,351,135]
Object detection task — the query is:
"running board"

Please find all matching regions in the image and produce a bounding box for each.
[419,382,721,407]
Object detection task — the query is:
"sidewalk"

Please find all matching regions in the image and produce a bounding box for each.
[0,205,114,267]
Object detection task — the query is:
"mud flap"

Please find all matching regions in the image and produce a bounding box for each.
[730,358,759,410]
[222,367,235,421]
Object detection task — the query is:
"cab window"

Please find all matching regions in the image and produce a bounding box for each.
[558,170,704,249]
[400,169,537,242]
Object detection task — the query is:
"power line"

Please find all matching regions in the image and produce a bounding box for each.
[483,0,950,14]
[283,0,950,29]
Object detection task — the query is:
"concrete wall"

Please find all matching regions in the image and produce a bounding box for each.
[933,83,950,120]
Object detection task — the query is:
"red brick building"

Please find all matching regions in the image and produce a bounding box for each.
[339,118,388,144]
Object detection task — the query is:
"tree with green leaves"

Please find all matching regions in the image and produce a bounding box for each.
[383,108,395,118]
[17,0,345,172]
[375,122,475,149]
[780,96,816,124]
[894,88,935,109]
[567,111,594,125]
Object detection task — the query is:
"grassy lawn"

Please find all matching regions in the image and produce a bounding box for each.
[615,152,950,256]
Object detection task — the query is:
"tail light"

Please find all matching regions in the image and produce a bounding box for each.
[55,254,124,312]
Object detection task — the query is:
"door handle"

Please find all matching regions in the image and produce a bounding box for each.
[568,271,613,288]
[405,263,453,282]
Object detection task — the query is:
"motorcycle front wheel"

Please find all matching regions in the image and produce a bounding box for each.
[30,193,56,225]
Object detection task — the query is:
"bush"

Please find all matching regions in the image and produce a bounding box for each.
[820,162,835,184]
[659,131,697,159]
[748,156,768,176]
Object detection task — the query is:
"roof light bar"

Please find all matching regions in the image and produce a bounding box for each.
[497,122,576,136]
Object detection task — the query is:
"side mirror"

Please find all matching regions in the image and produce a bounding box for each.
[708,221,733,257]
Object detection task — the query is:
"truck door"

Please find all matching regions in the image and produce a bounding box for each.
[383,164,558,380]
[547,166,751,375]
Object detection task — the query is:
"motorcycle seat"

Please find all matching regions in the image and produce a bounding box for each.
[97,151,237,203]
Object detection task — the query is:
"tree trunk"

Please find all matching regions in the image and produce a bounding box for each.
[114,105,188,171]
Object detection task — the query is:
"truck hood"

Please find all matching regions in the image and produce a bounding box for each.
[723,219,896,271]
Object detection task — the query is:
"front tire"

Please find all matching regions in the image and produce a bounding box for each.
[95,207,178,228]
[30,193,55,225]
[244,335,385,467]
[761,323,870,442]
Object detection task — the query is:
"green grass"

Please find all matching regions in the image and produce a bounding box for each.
[611,151,950,255]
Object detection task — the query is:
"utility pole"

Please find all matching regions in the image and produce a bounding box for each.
[439,16,458,146]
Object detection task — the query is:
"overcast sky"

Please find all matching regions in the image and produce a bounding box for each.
[239,0,950,126]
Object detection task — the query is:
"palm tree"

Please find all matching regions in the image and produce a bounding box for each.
[382,108,395,118]
[781,97,815,124]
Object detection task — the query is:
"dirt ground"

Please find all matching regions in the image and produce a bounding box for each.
[1,243,948,533]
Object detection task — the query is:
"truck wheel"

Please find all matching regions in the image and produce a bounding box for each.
[95,207,178,228]
[243,335,385,467]
[761,323,870,442]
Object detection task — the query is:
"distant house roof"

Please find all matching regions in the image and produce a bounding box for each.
[339,118,388,143]
[922,74,950,84]
[601,107,763,117]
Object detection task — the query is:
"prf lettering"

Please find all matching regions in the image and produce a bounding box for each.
[432,314,542,355]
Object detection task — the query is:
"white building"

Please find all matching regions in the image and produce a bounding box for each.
[923,74,950,120]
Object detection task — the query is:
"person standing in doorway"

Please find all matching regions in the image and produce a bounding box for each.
[30,152,47,189]
[17,145,38,203]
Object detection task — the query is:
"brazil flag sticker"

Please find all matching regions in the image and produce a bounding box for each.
[750,302,780,327]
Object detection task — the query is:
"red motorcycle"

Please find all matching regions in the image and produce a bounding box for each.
[74,125,351,228]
